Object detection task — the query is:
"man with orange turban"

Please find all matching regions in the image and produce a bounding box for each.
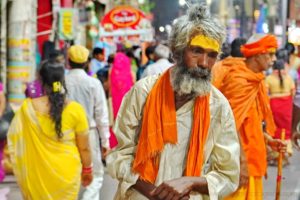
[106,4,240,200]
[215,34,287,200]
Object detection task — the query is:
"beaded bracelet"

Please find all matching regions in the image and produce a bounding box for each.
[82,166,93,174]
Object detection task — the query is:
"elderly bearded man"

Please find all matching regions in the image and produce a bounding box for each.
[107,4,240,200]
[215,34,287,200]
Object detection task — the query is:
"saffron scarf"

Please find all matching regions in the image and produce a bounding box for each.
[132,69,210,183]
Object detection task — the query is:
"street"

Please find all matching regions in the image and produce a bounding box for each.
[0,150,299,200]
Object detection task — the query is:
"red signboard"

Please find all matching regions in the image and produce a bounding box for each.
[101,6,145,30]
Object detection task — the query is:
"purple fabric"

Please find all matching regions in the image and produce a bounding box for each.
[0,140,5,182]
[0,83,5,182]
[25,80,43,98]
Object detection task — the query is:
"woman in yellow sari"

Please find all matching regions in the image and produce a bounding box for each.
[7,60,93,200]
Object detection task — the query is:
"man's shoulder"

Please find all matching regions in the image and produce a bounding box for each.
[132,75,160,95]
[211,86,230,106]
[66,71,101,84]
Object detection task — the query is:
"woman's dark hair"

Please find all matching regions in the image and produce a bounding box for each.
[273,59,285,89]
[231,37,246,57]
[39,60,67,138]
[285,42,295,55]
[276,49,289,63]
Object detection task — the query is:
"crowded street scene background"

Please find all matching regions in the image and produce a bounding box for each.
[1,0,300,199]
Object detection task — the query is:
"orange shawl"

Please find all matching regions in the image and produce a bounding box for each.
[240,34,278,58]
[132,69,210,183]
[212,57,244,89]
[217,60,276,176]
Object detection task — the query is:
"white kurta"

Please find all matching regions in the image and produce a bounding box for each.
[106,75,240,200]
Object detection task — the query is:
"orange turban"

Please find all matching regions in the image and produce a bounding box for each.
[240,35,278,58]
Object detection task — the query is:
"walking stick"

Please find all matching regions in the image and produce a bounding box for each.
[275,129,285,200]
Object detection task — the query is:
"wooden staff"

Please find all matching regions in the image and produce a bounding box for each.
[275,129,285,200]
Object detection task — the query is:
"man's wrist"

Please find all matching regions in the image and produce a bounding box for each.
[264,133,273,145]
[132,178,156,198]
[191,177,208,194]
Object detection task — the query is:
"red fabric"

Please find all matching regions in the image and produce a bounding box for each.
[270,96,293,139]
[109,127,118,149]
[60,0,73,8]
[37,0,52,56]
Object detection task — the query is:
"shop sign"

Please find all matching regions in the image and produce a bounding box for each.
[59,9,75,40]
[101,6,145,30]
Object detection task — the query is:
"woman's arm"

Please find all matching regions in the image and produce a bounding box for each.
[76,132,93,186]
[76,132,92,167]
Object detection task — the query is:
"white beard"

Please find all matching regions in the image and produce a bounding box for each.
[170,65,212,97]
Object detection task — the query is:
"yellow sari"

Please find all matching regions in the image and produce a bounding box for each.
[7,99,88,200]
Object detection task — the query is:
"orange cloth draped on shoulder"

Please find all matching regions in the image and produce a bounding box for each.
[212,57,244,88]
[132,69,211,183]
[240,35,278,58]
[216,60,276,176]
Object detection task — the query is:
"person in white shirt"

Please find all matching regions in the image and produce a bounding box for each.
[66,45,110,200]
[141,44,173,78]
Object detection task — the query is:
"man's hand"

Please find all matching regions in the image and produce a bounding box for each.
[132,179,157,199]
[101,147,109,159]
[268,138,287,153]
[150,177,198,200]
[239,158,249,188]
[81,173,93,187]
[292,132,300,151]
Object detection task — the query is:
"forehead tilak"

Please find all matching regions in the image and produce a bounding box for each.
[190,35,220,52]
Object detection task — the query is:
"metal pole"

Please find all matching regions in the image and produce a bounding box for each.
[282,0,288,47]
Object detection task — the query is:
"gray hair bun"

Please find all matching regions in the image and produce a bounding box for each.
[188,4,210,21]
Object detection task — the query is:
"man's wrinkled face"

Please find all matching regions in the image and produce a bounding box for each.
[183,45,219,79]
[256,51,276,71]
[170,38,220,96]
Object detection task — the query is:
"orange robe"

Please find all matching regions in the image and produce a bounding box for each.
[212,57,243,89]
[214,59,275,177]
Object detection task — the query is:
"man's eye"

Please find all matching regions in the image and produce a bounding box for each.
[192,48,205,54]
[208,52,218,58]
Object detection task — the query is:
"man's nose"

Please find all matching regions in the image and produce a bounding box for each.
[198,54,209,68]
